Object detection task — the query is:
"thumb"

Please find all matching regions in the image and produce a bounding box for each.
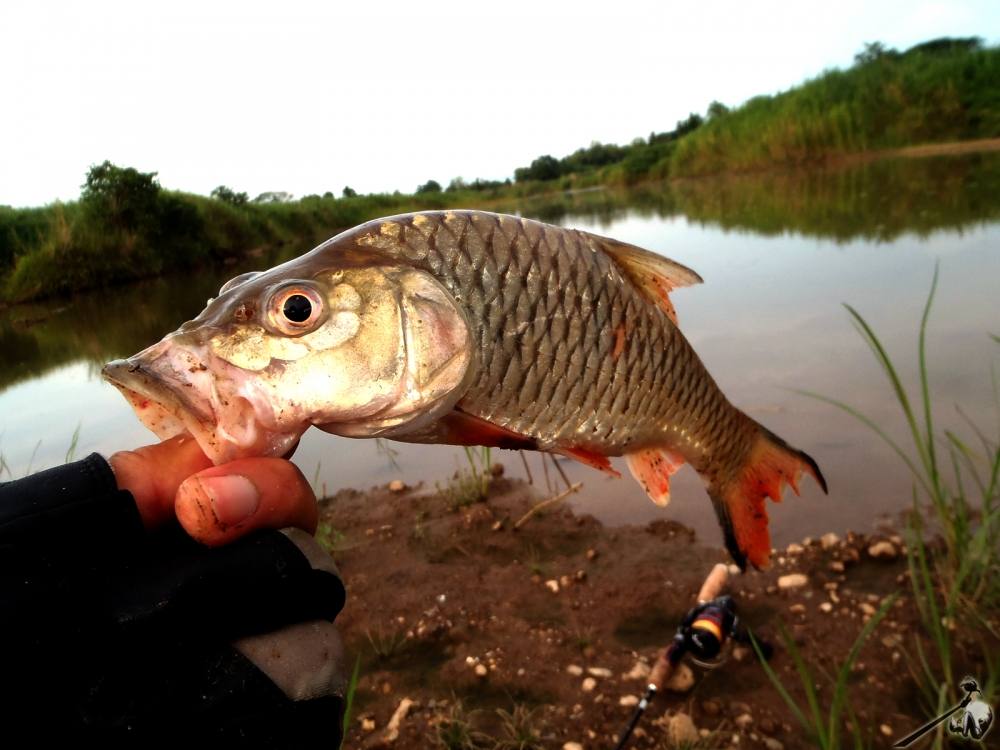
[175,458,319,546]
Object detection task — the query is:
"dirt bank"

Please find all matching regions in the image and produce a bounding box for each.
[321,472,954,749]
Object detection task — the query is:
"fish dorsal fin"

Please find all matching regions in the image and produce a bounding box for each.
[593,235,702,326]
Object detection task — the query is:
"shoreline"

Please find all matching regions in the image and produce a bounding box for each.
[325,473,945,749]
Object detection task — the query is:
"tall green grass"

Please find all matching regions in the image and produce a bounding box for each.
[752,596,896,748]
[807,268,999,742]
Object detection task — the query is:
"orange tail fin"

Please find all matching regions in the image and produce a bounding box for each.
[710,426,827,571]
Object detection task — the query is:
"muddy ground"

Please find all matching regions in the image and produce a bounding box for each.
[321,469,977,750]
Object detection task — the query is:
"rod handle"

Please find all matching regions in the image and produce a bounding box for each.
[697,563,729,603]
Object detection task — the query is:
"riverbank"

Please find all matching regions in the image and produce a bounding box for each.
[323,472,980,749]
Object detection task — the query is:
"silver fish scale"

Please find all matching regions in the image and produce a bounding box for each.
[358,211,752,477]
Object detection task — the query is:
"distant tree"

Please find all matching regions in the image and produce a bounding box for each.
[905,37,982,56]
[514,154,562,182]
[342,186,357,198]
[854,41,891,65]
[81,161,161,232]
[252,191,293,204]
[674,113,704,138]
[322,191,334,199]
[416,179,442,194]
[446,177,467,193]
[707,100,730,120]
[211,185,248,205]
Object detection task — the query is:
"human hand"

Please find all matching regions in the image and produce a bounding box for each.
[109,435,317,546]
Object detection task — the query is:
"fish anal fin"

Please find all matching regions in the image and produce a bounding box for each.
[709,426,827,571]
[595,235,702,326]
[555,447,622,478]
[626,447,686,507]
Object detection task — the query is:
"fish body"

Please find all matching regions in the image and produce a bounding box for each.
[103,210,825,568]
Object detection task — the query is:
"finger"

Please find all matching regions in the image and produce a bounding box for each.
[110,436,213,529]
[175,458,318,546]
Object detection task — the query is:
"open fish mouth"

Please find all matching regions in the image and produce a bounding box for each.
[102,339,288,464]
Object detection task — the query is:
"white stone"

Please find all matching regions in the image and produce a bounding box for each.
[587,667,613,678]
[666,712,699,744]
[868,541,898,559]
[820,532,840,550]
[581,677,597,692]
[545,579,560,593]
[566,664,584,676]
[777,573,808,590]
[619,695,639,707]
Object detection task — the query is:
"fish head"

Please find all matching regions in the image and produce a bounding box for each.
[102,256,473,463]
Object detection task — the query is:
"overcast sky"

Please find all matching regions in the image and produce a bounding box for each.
[2,0,997,207]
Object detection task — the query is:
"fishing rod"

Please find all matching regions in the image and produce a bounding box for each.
[612,563,772,750]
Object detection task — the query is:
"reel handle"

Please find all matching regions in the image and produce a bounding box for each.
[649,563,731,690]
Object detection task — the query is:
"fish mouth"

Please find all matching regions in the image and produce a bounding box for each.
[102,338,296,464]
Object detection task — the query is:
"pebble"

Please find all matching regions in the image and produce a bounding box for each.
[382,697,415,742]
[763,738,784,750]
[563,744,584,750]
[789,603,806,614]
[474,664,488,677]
[702,699,721,716]
[880,724,893,737]
[819,602,833,613]
[777,573,808,590]
[664,663,695,692]
[619,695,639,707]
[786,542,804,554]
[566,664,584,676]
[586,548,599,561]
[491,520,503,531]
[361,717,376,732]
[581,677,597,692]
[545,579,560,593]
[859,602,877,616]
[388,479,406,493]
[575,569,587,582]
[820,532,840,550]
[868,541,898,559]
[732,646,750,662]
[666,712,699,744]
[587,667,613,678]
[727,563,742,576]
[828,561,846,573]
[624,661,651,681]
[734,713,754,730]
[759,717,777,734]
[560,575,572,589]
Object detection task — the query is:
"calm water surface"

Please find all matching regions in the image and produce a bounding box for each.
[2,155,998,549]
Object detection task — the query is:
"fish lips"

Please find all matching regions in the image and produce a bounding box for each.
[102,339,293,464]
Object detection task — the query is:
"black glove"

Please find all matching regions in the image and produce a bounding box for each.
[0,454,347,745]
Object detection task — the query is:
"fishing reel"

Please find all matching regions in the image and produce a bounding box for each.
[667,594,773,669]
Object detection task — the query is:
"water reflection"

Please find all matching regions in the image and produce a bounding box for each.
[2,153,998,546]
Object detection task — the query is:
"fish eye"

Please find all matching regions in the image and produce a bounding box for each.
[268,286,324,334]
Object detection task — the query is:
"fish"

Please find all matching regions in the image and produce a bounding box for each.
[103,210,826,569]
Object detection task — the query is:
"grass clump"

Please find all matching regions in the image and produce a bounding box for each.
[808,267,999,738]
[439,447,494,509]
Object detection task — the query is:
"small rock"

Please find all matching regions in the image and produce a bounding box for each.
[786,542,804,555]
[388,479,406,493]
[763,738,784,750]
[702,699,721,716]
[842,547,861,562]
[802,536,814,546]
[491,520,503,531]
[560,575,572,589]
[664,663,695,692]
[545,579,560,593]
[859,602,877,616]
[474,664,488,677]
[666,712,699,744]
[624,661,651,681]
[881,634,903,648]
[619,695,639,707]
[820,532,840,550]
[586,548,599,561]
[778,573,808,590]
[382,697,414,742]
[759,717,777,735]
[587,667,613,679]
[828,561,846,573]
[727,563,742,576]
[566,664,584,676]
[735,713,754,730]
[819,602,833,613]
[575,569,587,582]
[880,724,893,737]
[789,603,806,614]
[868,541,898,559]
[361,717,376,732]
[563,744,584,750]
[581,677,597,692]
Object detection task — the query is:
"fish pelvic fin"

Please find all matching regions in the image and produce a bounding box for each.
[593,235,702,326]
[625,447,686,507]
[709,425,827,571]
[555,447,622,478]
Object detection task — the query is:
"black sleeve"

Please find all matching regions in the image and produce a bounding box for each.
[0,454,346,745]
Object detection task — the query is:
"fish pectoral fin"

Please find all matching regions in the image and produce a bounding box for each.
[429,410,539,450]
[625,447,686,507]
[594,235,702,326]
[554,447,622,478]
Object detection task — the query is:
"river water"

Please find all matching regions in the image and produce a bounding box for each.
[2,154,998,550]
